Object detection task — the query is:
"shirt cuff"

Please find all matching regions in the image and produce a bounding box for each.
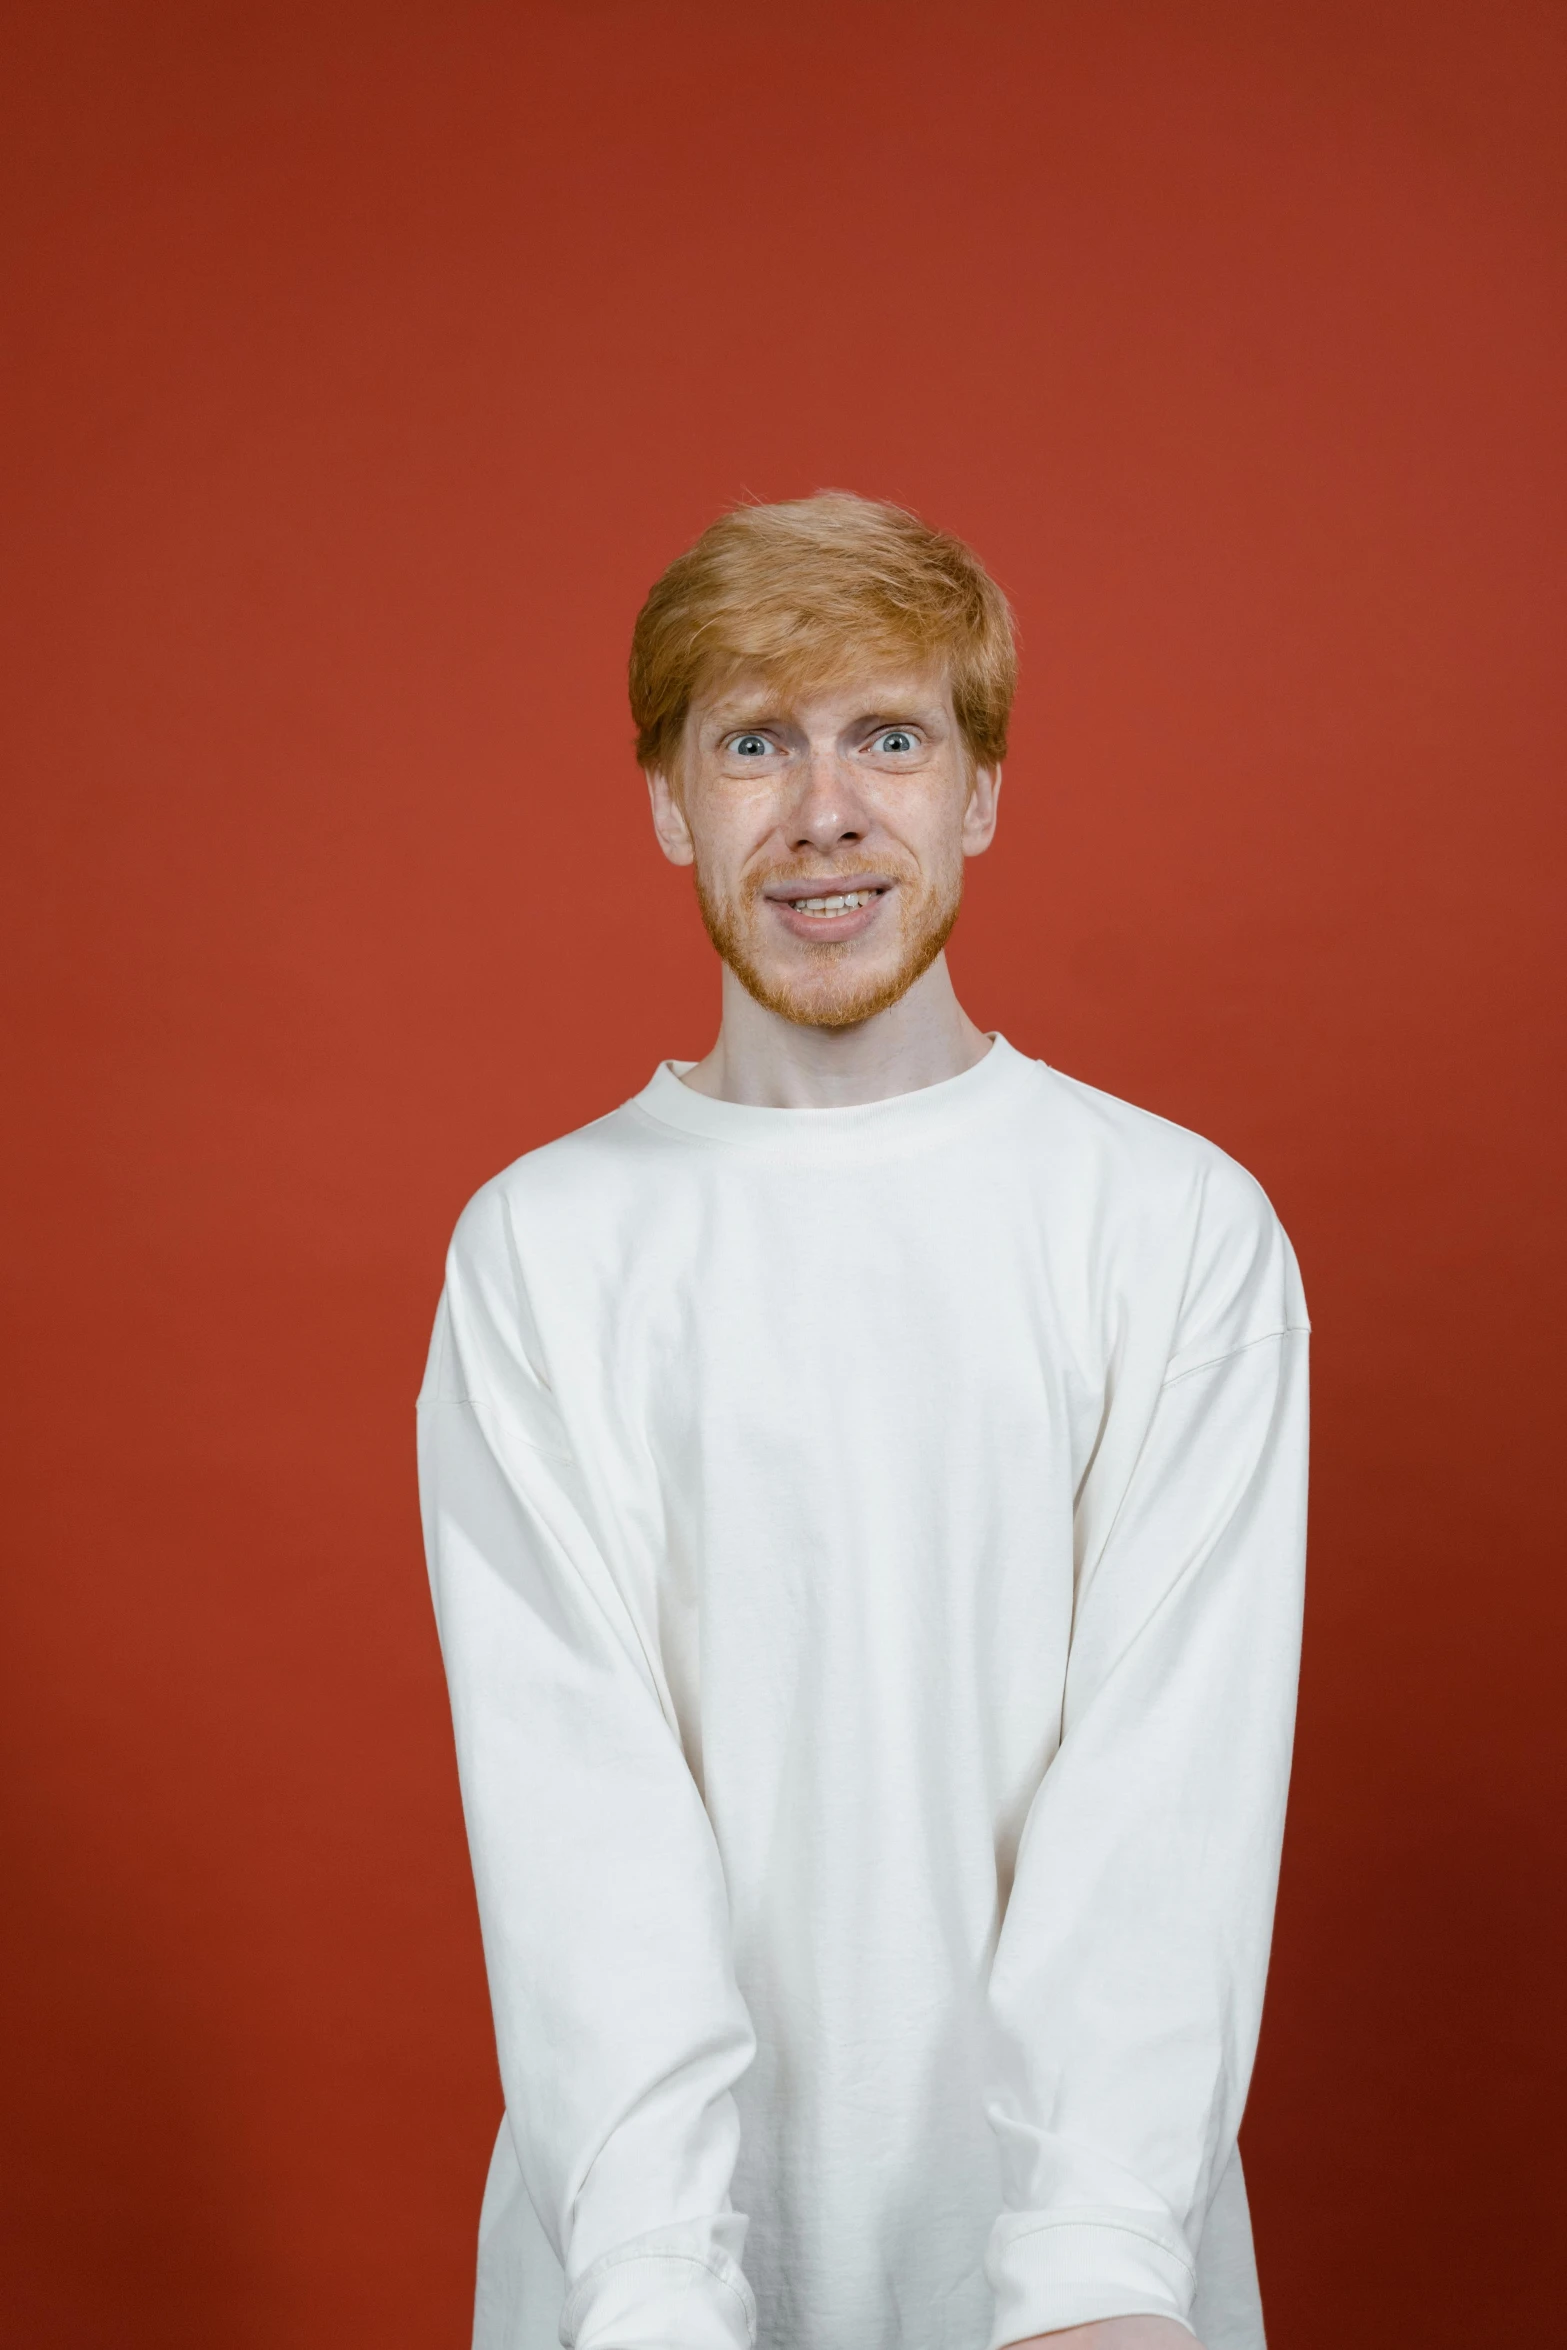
[984,2207,1198,2346]
[561,2222,757,2350]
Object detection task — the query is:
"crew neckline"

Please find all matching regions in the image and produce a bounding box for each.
[629,1033,1039,1155]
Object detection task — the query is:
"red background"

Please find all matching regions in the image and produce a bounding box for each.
[3,4,1564,2343]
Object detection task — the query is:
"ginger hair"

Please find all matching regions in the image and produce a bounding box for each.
[628,492,1017,778]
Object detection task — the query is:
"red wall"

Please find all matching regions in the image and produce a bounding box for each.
[3,4,1563,2342]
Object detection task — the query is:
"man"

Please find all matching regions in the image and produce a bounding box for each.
[418,494,1308,2350]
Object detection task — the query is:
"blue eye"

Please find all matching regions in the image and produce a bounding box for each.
[876,730,916,754]
[732,734,772,757]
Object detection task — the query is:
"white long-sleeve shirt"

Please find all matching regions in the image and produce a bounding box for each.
[417,1037,1309,2350]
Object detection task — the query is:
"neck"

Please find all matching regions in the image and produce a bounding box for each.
[680,952,992,1107]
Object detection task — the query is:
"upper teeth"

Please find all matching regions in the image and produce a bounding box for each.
[793,891,876,914]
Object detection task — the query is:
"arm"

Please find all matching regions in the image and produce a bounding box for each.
[418,1200,758,2350]
[983,1318,1307,2347]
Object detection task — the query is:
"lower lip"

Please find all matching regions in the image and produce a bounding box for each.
[769,890,890,942]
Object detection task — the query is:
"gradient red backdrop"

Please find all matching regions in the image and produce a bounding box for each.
[3,4,1564,2344]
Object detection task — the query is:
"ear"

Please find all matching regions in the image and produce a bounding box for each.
[960,764,1003,857]
[646,767,695,867]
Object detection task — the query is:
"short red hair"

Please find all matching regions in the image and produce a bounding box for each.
[629,493,1017,776]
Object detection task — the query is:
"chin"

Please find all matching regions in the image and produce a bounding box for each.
[750,972,907,1030]
[734,938,950,1030]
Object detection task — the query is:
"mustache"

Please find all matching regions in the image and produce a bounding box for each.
[739,851,918,901]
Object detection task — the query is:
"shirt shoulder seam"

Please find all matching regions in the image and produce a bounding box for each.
[414,1390,575,1463]
[1161,1322,1309,1389]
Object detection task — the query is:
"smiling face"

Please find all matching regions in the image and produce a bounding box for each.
[647,668,1002,1029]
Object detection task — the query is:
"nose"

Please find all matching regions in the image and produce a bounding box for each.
[788,747,869,856]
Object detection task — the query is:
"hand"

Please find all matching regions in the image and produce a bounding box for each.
[1007,2324,1202,2349]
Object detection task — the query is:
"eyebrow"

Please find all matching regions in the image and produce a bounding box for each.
[706,703,944,732]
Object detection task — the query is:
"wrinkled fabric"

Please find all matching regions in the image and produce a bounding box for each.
[418,1039,1308,2350]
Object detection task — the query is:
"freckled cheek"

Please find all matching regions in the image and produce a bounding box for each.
[865,775,958,855]
[685,782,787,883]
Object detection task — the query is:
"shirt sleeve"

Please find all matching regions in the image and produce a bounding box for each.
[417,1197,759,2350]
[982,1299,1308,2344]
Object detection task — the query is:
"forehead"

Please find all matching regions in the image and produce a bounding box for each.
[690,664,954,732]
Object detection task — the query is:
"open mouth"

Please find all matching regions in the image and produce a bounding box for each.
[787,888,884,917]
[760,877,896,941]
